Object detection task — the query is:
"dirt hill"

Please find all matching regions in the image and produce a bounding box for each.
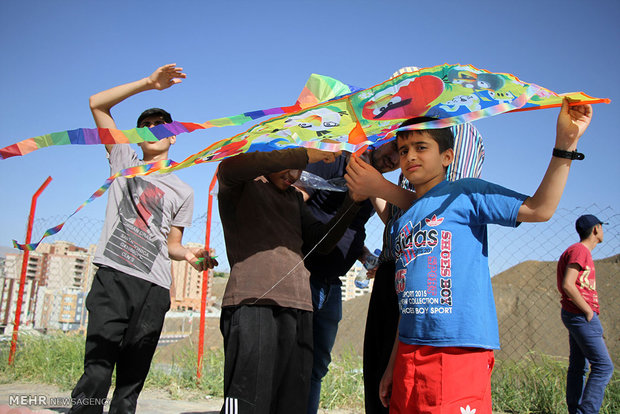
[492,254,619,364]
[157,255,619,365]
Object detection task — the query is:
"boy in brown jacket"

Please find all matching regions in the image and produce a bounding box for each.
[217,147,365,414]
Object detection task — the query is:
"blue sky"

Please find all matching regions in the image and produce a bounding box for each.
[1,1,618,268]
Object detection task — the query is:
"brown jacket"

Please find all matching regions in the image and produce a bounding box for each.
[218,148,361,311]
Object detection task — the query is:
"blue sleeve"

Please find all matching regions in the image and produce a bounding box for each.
[463,179,528,227]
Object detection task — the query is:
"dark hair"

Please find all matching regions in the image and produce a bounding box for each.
[577,225,595,241]
[396,117,454,152]
[136,108,173,127]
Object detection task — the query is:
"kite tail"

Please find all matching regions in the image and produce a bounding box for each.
[13,159,175,251]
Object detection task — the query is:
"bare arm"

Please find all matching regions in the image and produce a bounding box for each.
[517,99,592,222]
[370,196,390,224]
[167,226,218,272]
[346,156,416,212]
[89,63,186,153]
[562,263,594,321]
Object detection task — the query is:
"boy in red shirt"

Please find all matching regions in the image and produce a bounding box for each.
[557,214,614,414]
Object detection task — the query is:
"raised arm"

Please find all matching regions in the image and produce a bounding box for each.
[345,156,416,212]
[89,63,186,152]
[517,99,593,222]
[218,148,341,189]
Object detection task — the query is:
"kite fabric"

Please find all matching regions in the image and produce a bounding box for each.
[1,63,608,160]
[12,63,610,250]
[0,74,360,160]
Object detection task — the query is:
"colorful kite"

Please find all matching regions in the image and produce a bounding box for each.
[11,63,610,250]
[0,73,360,160]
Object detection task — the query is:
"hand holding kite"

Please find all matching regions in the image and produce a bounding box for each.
[555,98,593,151]
[345,156,389,199]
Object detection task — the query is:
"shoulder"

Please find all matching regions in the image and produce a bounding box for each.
[160,173,194,199]
[449,178,498,192]
[562,243,592,266]
[108,144,138,165]
[566,242,591,258]
[449,178,527,201]
[107,145,139,173]
[172,175,193,194]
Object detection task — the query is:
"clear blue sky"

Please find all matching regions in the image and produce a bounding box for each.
[1,1,618,260]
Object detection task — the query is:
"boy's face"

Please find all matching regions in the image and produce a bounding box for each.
[369,140,399,173]
[595,224,604,243]
[397,131,453,186]
[137,115,176,156]
[267,169,302,191]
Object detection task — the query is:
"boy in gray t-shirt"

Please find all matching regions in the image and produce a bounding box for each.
[69,64,217,414]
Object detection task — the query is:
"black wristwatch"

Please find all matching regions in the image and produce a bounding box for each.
[552,148,584,160]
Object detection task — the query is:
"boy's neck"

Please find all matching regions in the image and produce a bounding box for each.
[142,151,170,163]
[580,238,597,252]
[410,173,445,198]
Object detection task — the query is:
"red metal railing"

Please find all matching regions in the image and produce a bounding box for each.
[8,176,52,365]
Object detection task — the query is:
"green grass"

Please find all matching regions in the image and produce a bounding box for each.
[491,352,619,414]
[319,347,364,410]
[1,335,618,413]
[0,333,85,389]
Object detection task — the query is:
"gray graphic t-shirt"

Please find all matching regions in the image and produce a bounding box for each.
[93,145,193,289]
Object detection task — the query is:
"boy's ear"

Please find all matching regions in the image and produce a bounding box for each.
[169,135,177,145]
[441,148,454,168]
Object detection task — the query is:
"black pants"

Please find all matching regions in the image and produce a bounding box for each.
[363,261,399,414]
[220,305,313,414]
[69,266,170,414]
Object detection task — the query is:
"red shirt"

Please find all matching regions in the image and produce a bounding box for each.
[557,242,599,314]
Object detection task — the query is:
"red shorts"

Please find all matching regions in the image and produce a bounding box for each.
[389,343,494,414]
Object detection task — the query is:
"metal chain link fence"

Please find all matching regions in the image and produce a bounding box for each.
[1,203,617,366]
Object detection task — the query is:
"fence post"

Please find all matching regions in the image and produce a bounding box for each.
[8,176,52,365]
[197,171,218,380]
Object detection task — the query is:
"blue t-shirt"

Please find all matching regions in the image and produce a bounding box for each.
[390,178,527,349]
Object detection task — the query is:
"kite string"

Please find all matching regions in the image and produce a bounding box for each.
[250,201,355,305]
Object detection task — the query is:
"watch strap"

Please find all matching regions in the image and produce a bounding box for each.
[552,148,584,160]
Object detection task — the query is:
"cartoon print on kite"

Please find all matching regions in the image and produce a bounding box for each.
[439,94,482,114]
[447,68,505,91]
[448,67,504,91]
[283,107,348,137]
[360,75,445,120]
[426,67,509,117]
[246,105,356,151]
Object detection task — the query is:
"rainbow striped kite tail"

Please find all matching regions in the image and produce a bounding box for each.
[13,222,65,251]
[13,239,39,251]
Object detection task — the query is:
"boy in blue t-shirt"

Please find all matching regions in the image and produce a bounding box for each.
[345,99,593,413]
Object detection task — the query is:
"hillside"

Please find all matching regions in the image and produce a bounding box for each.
[492,254,619,363]
[157,255,620,365]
